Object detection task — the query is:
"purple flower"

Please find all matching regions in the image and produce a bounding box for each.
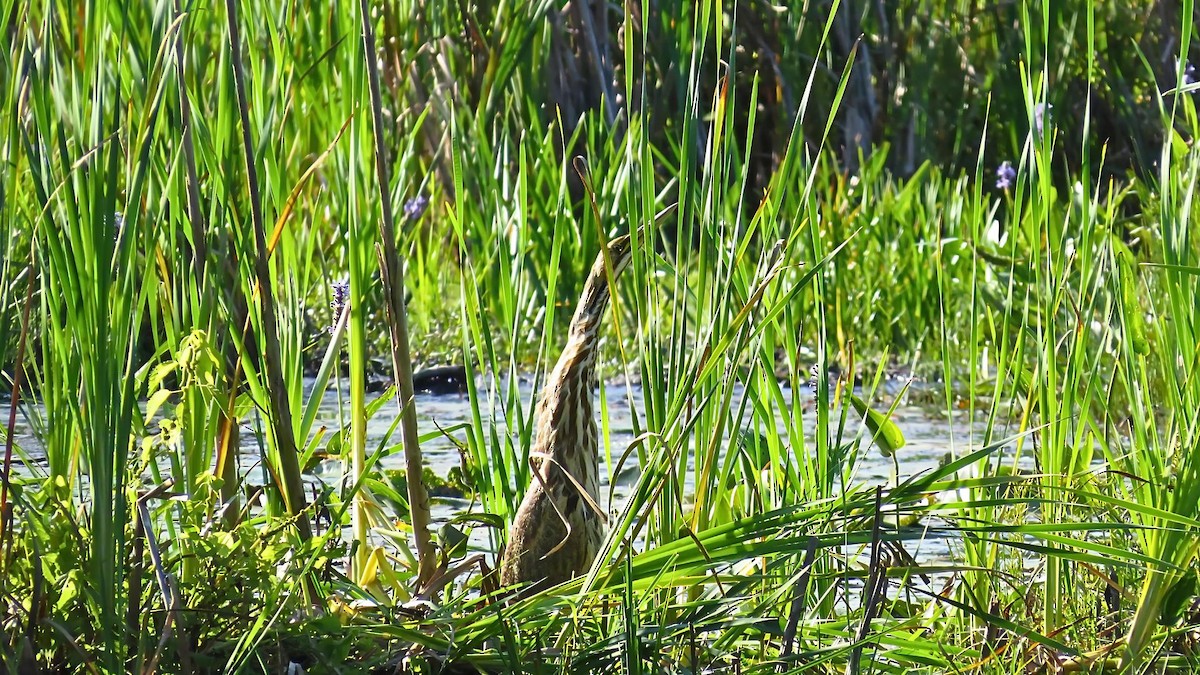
[1185,61,1197,87]
[329,278,349,332]
[995,161,1017,190]
[403,195,429,222]
[1033,103,1052,136]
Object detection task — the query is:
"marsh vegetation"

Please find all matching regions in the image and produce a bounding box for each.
[3,0,1200,672]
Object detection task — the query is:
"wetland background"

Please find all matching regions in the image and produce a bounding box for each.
[2,0,1200,672]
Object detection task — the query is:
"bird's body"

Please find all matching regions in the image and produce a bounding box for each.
[500,233,635,591]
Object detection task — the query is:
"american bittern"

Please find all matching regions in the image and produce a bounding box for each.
[500,232,636,591]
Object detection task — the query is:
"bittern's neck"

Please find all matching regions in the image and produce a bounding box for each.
[567,266,617,344]
[555,331,600,384]
[537,335,599,467]
[535,276,610,463]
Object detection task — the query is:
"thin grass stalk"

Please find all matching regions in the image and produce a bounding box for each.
[25,7,153,657]
[951,124,996,625]
[1122,5,1200,661]
[358,0,435,586]
[847,487,886,675]
[1015,11,1056,629]
[171,0,242,529]
[219,0,312,558]
[173,0,206,280]
[345,202,372,581]
[0,256,34,551]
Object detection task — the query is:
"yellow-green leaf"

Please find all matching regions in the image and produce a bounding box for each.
[850,394,906,457]
[145,388,174,421]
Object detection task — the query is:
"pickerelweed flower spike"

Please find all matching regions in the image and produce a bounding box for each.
[329,278,350,333]
[403,195,430,222]
[996,161,1017,190]
[1033,103,1052,136]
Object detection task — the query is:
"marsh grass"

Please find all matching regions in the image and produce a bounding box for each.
[2,0,1200,673]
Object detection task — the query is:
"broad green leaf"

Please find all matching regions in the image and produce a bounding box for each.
[1160,572,1198,626]
[849,394,906,457]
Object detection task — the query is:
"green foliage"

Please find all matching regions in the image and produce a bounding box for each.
[0,474,370,672]
[2,0,1200,672]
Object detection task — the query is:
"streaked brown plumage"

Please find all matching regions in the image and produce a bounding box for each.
[500,232,635,591]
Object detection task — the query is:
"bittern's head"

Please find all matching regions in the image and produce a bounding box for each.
[568,231,638,341]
